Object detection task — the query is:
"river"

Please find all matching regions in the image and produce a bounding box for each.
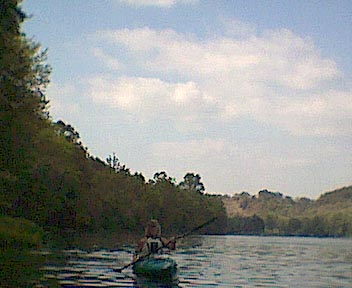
[32,236,352,287]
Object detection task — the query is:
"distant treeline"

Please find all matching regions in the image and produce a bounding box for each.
[223,188,352,237]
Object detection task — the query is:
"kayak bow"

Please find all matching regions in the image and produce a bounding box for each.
[132,256,177,280]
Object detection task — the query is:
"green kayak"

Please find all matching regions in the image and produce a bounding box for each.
[133,256,177,280]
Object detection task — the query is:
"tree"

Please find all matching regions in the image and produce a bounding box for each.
[0,1,229,247]
[0,0,51,218]
[106,152,119,172]
[0,0,51,122]
[283,218,302,235]
[1,0,51,165]
[151,171,175,185]
[179,173,205,194]
[106,152,130,175]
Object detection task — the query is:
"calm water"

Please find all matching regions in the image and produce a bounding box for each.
[35,236,352,287]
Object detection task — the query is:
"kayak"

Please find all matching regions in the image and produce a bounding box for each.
[132,256,177,280]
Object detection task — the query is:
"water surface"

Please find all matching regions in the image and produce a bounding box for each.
[36,236,352,287]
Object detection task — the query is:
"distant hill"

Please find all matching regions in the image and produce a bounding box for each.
[317,186,352,205]
[222,186,352,237]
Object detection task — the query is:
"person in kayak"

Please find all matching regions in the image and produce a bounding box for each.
[133,219,176,261]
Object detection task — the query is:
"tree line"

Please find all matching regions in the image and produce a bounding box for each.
[0,0,226,248]
[224,188,352,237]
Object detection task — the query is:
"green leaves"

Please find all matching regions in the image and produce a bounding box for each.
[0,1,227,248]
[223,187,352,237]
[178,172,205,194]
[0,216,44,248]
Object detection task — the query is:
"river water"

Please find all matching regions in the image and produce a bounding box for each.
[36,235,351,287]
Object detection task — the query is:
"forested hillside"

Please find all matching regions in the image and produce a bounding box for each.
[223,186,352,237]
[1,2,350,251]
[0,1,226,249]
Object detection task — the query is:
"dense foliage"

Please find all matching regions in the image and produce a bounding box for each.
[0,0,226,249]
[223,187,352,237]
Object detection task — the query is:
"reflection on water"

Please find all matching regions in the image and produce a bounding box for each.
[175,236,352,287]
[36,247,179,287]
[39,248,137,287]
[0,247,45,288]
[5,236,352,287]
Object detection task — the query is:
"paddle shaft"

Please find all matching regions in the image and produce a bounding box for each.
[175,216,218,240]
[114,217,217,272]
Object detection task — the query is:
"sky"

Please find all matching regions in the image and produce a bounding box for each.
[22,0,351,199]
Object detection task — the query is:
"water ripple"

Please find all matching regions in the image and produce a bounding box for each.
[37,236,352,287]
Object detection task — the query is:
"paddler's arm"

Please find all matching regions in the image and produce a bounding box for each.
[136,237,147,252]
[133,237,147,261]
[162,237,176,250]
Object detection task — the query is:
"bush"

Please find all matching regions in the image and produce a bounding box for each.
[0,216,44,249]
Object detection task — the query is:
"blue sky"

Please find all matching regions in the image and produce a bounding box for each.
[22,0,352,199]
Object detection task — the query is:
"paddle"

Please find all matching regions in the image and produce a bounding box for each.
[113,217,217,273]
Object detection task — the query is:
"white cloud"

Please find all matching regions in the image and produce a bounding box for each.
[252,89,352,136]
[91,26,351,137]
[87,75,212,130]
[116,0,198,8]
[100,28,338,82]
